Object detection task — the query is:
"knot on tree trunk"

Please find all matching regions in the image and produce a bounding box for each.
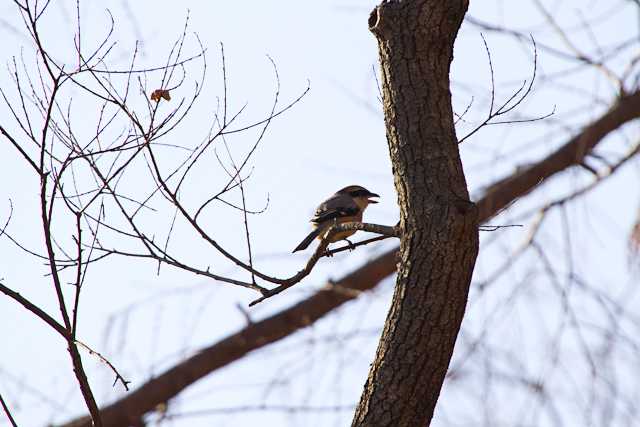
[368,6,383,35]
[369,0,470,40]
[368,2,400,37]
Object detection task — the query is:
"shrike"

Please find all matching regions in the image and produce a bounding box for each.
[292,185,379,253]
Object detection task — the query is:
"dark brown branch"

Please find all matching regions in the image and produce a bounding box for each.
[0,281,70,339]
[248,222,399,306]
[478,89,640,221]
[15,3,104,423]
[0,282,130,401]
[514,138,640,221]
[0,392,18,427]
[323,234,394,257]
[71,212,83,337]
[0,124,39,172]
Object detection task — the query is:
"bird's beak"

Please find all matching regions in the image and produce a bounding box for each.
[367,192,380,204]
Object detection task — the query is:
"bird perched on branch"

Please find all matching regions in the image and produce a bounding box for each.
[292,185,379,253]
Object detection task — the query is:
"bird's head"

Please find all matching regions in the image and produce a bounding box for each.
[337,185,380,209]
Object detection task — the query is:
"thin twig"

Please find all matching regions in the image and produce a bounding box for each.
[75,340,131,391]
[0,393,18,427]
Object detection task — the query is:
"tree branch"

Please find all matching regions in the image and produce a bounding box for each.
[0,392,18,427]
[249,222,399,306]
[478,90,640,222]
[0,281,70,339]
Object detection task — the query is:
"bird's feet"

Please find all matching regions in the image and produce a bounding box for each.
[343,238,356,251]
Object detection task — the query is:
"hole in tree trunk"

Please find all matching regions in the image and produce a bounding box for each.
[368,7,380,31]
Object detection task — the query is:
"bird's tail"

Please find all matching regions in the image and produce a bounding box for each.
[292,227,325,253]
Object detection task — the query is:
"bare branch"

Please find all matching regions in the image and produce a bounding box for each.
[0,392,18,427]
[249,222,399,306]
[75,340,130,391]
[458,36,549,144]
[478,90,640,221]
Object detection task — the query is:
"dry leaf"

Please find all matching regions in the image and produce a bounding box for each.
[150,89,171,102]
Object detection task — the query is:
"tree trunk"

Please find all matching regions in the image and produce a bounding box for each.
[352,2,477,426]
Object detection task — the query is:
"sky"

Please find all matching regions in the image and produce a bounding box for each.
[1,1,639,426]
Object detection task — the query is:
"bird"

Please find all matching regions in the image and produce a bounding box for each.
[292,185,379,253]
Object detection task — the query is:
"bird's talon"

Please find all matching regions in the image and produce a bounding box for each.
[344,239,356,251]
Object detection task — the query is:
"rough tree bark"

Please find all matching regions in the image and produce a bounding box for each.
[352,1,477,426]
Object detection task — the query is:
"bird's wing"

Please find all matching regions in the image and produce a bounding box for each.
[311,193,359,224]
